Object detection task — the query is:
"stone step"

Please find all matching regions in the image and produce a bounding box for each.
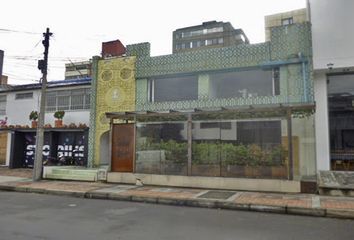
[45,173,96,182]
[318,170,354,197]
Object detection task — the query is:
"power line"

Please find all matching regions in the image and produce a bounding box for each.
[0,28,41,35]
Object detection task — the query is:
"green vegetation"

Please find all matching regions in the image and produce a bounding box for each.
[137,139,287,166]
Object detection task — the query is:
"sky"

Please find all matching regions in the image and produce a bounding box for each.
[0,0,306,85]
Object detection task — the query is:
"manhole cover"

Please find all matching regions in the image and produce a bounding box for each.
[197,191,235,200]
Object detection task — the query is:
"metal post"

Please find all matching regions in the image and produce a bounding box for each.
[287,108,294,180]
[33,28,52,181]
[187,114,192,176]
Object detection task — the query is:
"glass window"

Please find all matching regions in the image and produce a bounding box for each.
[273,67,280,95]
[328,74,354,170]
[45,88,91,112]
[136,121,188,175]
[281,17,293,26]
[237,121,281,149]
[207,27,223,33]
[0,95,6,115]
[192,41,201,48]
[209,69,274,99]
[15,92,33,100]
[152,75,198,102]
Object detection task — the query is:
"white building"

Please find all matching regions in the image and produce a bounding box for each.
[0,78,91,166]
[308,0,354,171]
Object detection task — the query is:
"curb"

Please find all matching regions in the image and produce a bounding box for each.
[1,184,354,219]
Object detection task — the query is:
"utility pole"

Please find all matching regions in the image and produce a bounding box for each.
[33,28,52,181]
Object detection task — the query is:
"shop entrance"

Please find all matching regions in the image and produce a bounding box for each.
[328,73,354,171]
[111,124,135,172]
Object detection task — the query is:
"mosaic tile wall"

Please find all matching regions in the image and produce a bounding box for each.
[270,23,312,60]
[128,23,313,112]
[91,57,136,166]
[132,42,271,78]
[87,56,100,167]
[126,42,151,58]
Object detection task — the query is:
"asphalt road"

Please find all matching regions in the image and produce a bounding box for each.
[0,191,354,240]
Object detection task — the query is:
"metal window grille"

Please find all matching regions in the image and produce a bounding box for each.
[45,88,91,112]
[15,92,33,100]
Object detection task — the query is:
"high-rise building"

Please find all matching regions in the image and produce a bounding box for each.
[264,8,308,41]
[65,60,92,80]
[172,21,249,53]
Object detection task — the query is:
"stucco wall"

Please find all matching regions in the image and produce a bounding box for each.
[310,0,354,70]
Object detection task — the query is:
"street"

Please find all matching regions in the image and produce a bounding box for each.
[0,192,353,240]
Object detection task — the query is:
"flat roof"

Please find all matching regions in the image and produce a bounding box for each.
[0,77,91,93]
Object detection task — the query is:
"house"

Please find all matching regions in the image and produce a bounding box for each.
[88,18,314,193]
[0,77,91,167]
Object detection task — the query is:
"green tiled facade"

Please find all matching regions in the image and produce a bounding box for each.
[127,23,313,112]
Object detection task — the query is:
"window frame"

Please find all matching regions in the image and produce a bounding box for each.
[45,87,91,112]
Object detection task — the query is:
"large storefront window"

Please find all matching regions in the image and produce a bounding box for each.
[191,114,288,179]
[110,107,316,180]
[136,116,188,175]
[150,75,198,102]
[328,74,354,171]
[209,69,277,99]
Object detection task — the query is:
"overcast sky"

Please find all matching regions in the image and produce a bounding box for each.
[0,0,306,85]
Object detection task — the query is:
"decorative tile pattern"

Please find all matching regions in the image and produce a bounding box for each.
[92,57,136,166]
[126,42,151,58]
[198,74,209,100]
[87,56,100,167]
[132,42,270,78]
[131,23,313,112]
[270,23,312,60]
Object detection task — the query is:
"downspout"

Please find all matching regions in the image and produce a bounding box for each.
[299,52,308,103]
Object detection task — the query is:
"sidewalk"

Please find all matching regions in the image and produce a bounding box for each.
[1,167,354,220]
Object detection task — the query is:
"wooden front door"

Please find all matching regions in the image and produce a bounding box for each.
[111,124,134,172]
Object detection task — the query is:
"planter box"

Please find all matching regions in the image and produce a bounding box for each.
[162,162,187,176]
[191,164,220,177]
[221,165,245,177]
[271,166,288,179]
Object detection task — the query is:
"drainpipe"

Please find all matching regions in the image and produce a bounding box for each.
[299,52,308,103]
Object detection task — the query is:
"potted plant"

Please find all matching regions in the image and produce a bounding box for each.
[29,111,38,128]
[54,110,65,128]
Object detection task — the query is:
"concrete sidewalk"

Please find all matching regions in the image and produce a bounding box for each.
[0,172,354,220]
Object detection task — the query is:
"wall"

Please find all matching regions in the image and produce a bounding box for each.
[309,0,353,170]
[2,87,90,127]
[132,23,313,112]
[89,56,136,167]
[265,8,307,41]
[4,90,40,126]
[312,76,331,172]
[310,0,354,70]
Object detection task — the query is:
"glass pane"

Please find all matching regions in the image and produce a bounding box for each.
[153,75,198,102]
[71,95,84,110]
[328,74,354,171]
[192,120,221,177]
[46,95,56,112]
[57,96,70,110]
[209,69,273,99]
[136,121,188,175]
